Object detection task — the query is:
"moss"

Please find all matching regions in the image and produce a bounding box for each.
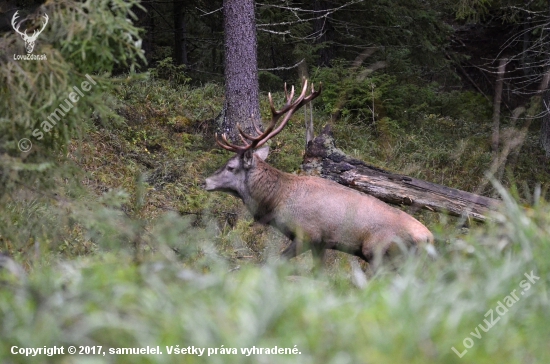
[3,75,550,268]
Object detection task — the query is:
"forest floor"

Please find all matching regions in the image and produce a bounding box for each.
[1,76,549,363]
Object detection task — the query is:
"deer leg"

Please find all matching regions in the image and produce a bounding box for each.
[310,244,326,274]
[281,236,310,260]
[361,233,391,269]
[281,239,298,259]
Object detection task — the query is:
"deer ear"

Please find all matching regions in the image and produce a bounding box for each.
[254,145,269,161]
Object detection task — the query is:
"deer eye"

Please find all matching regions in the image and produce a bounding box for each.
[227,166,235,172]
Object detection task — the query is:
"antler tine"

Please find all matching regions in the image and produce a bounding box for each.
[292,80,322,110]
[215,133,250,153]
[215,79,321,154]
[254,79,319,149]
[227,83,300,153]
[224,132,253,152]
[31,14,48,38]
[304,82,318,101]
[259,84,297,140]
[236,126,250,145]
[11,11,25,36]
[268,92,276,115]
[282,83,297,115]
[234,110,266,144]
[251,116,263,135]
[284,83,296,110]
[236,123,265,143]
[270,84,296,117]
[215,133,236,151]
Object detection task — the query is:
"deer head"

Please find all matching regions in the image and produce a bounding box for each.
[11,11,49,54]
[205,80,321,197]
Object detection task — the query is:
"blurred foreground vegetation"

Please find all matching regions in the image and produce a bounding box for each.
[2,1,550,362]
[0,74,549,363]
[1,182,550,364]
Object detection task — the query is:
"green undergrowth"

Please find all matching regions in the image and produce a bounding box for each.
[1,185,549,363]
[312,63,550,195]
[1,73,550,362]
[3,73,550,266]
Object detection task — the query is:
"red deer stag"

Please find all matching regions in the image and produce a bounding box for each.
[205,80,434,265]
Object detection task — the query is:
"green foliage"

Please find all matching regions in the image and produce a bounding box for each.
[0,62,549,363]
[1,188,550,363]
[455,0,493,21]
[0,0,144,201]
[54,0,145,74]
[1,3,550,362]
[455,0,506,23]
[256,0,453,84]
[258,71,284,92]
[312,63,491,126]
[149,57,191,85]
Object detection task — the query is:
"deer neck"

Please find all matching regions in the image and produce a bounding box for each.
[243,157,287,221]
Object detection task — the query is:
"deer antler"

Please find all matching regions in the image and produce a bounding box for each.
[32,13,49,40]
[11,11,48,53]
[216,79,322,153]
[11,11,48,39]
[11,11,26,38]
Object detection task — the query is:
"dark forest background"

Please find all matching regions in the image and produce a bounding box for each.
[1,2,550,363]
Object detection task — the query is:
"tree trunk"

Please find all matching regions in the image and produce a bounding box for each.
[221,0,261,141]
[132,2,154,64]
[540,0,550,157]
[492,58,506,163]
[313,0,334,67]
[521,0,534,77]
[541,89,550,156]
[506,72,550,170]
[174,0,188,66]
[302,126,501,222]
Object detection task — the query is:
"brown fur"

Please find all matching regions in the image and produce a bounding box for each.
[206,149,434,264]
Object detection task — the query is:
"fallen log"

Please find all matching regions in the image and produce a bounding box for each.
[301,126,501,222]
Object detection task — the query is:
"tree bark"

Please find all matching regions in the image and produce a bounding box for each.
[221,0,261,141]
[541,89,550,156]
[521,0,534,77]
[540,0,550,157]
[492,58,506,160]
[174,0,188,66]
[313,0,334,67]
[132,1,154,64]
[302,126,501,222]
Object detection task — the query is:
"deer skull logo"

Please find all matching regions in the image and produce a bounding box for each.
[11,11,49,54]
